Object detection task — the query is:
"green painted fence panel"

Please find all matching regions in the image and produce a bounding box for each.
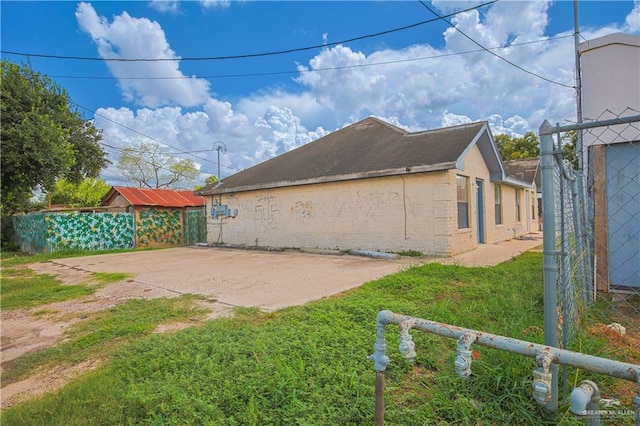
[13,212,135,253]
[46,212,135,252]
[13,213,48,253]
[185,209,207,246]
[135,207,184,248]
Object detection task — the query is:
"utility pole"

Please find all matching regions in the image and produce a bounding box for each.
[213,141,226,184]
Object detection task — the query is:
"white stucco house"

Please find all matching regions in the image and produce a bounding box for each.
[196,117,538,256]
[579,33,640,290]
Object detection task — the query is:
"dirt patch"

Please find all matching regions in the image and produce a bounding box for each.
[1,262,226,411]
[1,359,101,410]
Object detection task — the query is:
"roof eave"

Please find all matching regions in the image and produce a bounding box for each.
[493,175,534,189]
[205,162,456,195]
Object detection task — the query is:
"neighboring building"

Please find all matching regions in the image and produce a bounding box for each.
[503,158,541,230]
[101,186,206,212]
[579,33,640,291]
[101,186,207,248]
[196,117,537,256]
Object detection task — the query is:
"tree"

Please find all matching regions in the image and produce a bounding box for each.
[561,130,579,170]
[1,60,108,215]
[194,175,218,191]
[50,178,111,207]
[495,131,540,161]
[117,142,199,189]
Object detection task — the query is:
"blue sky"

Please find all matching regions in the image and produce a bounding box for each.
[2,1,639,186]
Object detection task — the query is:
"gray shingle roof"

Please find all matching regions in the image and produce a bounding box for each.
[197,117,489,195]
[503,158,540,187]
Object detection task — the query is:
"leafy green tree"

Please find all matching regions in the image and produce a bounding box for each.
[194,175,218,191]
[50,178,111,207]
[561,130,578,170]
[117,142,199,189]
[1,60,108,215]
[494,131,540,161]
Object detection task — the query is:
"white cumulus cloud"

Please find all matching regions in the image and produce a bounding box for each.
[81,1,638,187]
[76,2,210,108]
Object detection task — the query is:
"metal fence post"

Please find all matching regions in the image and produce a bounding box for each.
[540,120,559,411]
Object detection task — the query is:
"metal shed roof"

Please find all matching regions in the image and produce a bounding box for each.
[102,187,206,208]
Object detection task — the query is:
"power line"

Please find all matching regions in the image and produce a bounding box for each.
[74,102,242,172]
[1,1,498,62]
[100,142,205,186]
[44,35,574,82]
[418,1,575,89]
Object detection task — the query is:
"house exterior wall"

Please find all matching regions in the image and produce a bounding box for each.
[205,146,537,256]
[103,194,131,211]
[449,146,536,255]
[207,171,453,256]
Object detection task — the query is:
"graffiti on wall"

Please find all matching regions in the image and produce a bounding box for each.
[254,195,280,231]
[325,191,400,222]
[136,207,184,248]
[292,201,314,219]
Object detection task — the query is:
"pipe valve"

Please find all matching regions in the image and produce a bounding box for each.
[454,333,477,379]
[369,341,390,372]
[532,348,553,405]
[398,334,416,363]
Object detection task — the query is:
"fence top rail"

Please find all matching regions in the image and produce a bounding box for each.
[539,114,640,135]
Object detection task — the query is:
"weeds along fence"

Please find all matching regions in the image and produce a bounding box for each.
[540,111,640,403]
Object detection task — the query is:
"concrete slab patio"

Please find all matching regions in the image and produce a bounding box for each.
[54,232,543,311]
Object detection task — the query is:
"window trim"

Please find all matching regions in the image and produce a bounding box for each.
[531,192,536,220]
[515,189,522,222]
[456,175,470,229]
[494,184,502,225]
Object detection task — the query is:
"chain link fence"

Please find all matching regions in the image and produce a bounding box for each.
[540,108,640,349]
[540,109,639,411]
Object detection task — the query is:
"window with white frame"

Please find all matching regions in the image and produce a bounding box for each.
[457,175,469,229]
[515,189,522,222]
[494,184,502,225]
[531,193,536,220]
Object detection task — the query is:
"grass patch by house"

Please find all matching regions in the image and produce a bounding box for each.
[0,247,152,267]
[0,268,95,310]
[0,267,132,311]
[2,295,210,386]
[2,252,637,425]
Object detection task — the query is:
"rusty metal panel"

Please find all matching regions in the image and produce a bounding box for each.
[111,187,205,208]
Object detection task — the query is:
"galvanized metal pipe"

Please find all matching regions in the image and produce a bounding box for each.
[371,310,640,425]
[373,310,640,381]
[538,114,640,134]
[374,371,385,426]
[540,121,561,410]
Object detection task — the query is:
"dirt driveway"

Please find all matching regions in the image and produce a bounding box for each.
[2,248,415,409]
[54,247,415,311]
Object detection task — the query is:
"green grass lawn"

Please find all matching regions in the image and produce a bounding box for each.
[1,252,636,425]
